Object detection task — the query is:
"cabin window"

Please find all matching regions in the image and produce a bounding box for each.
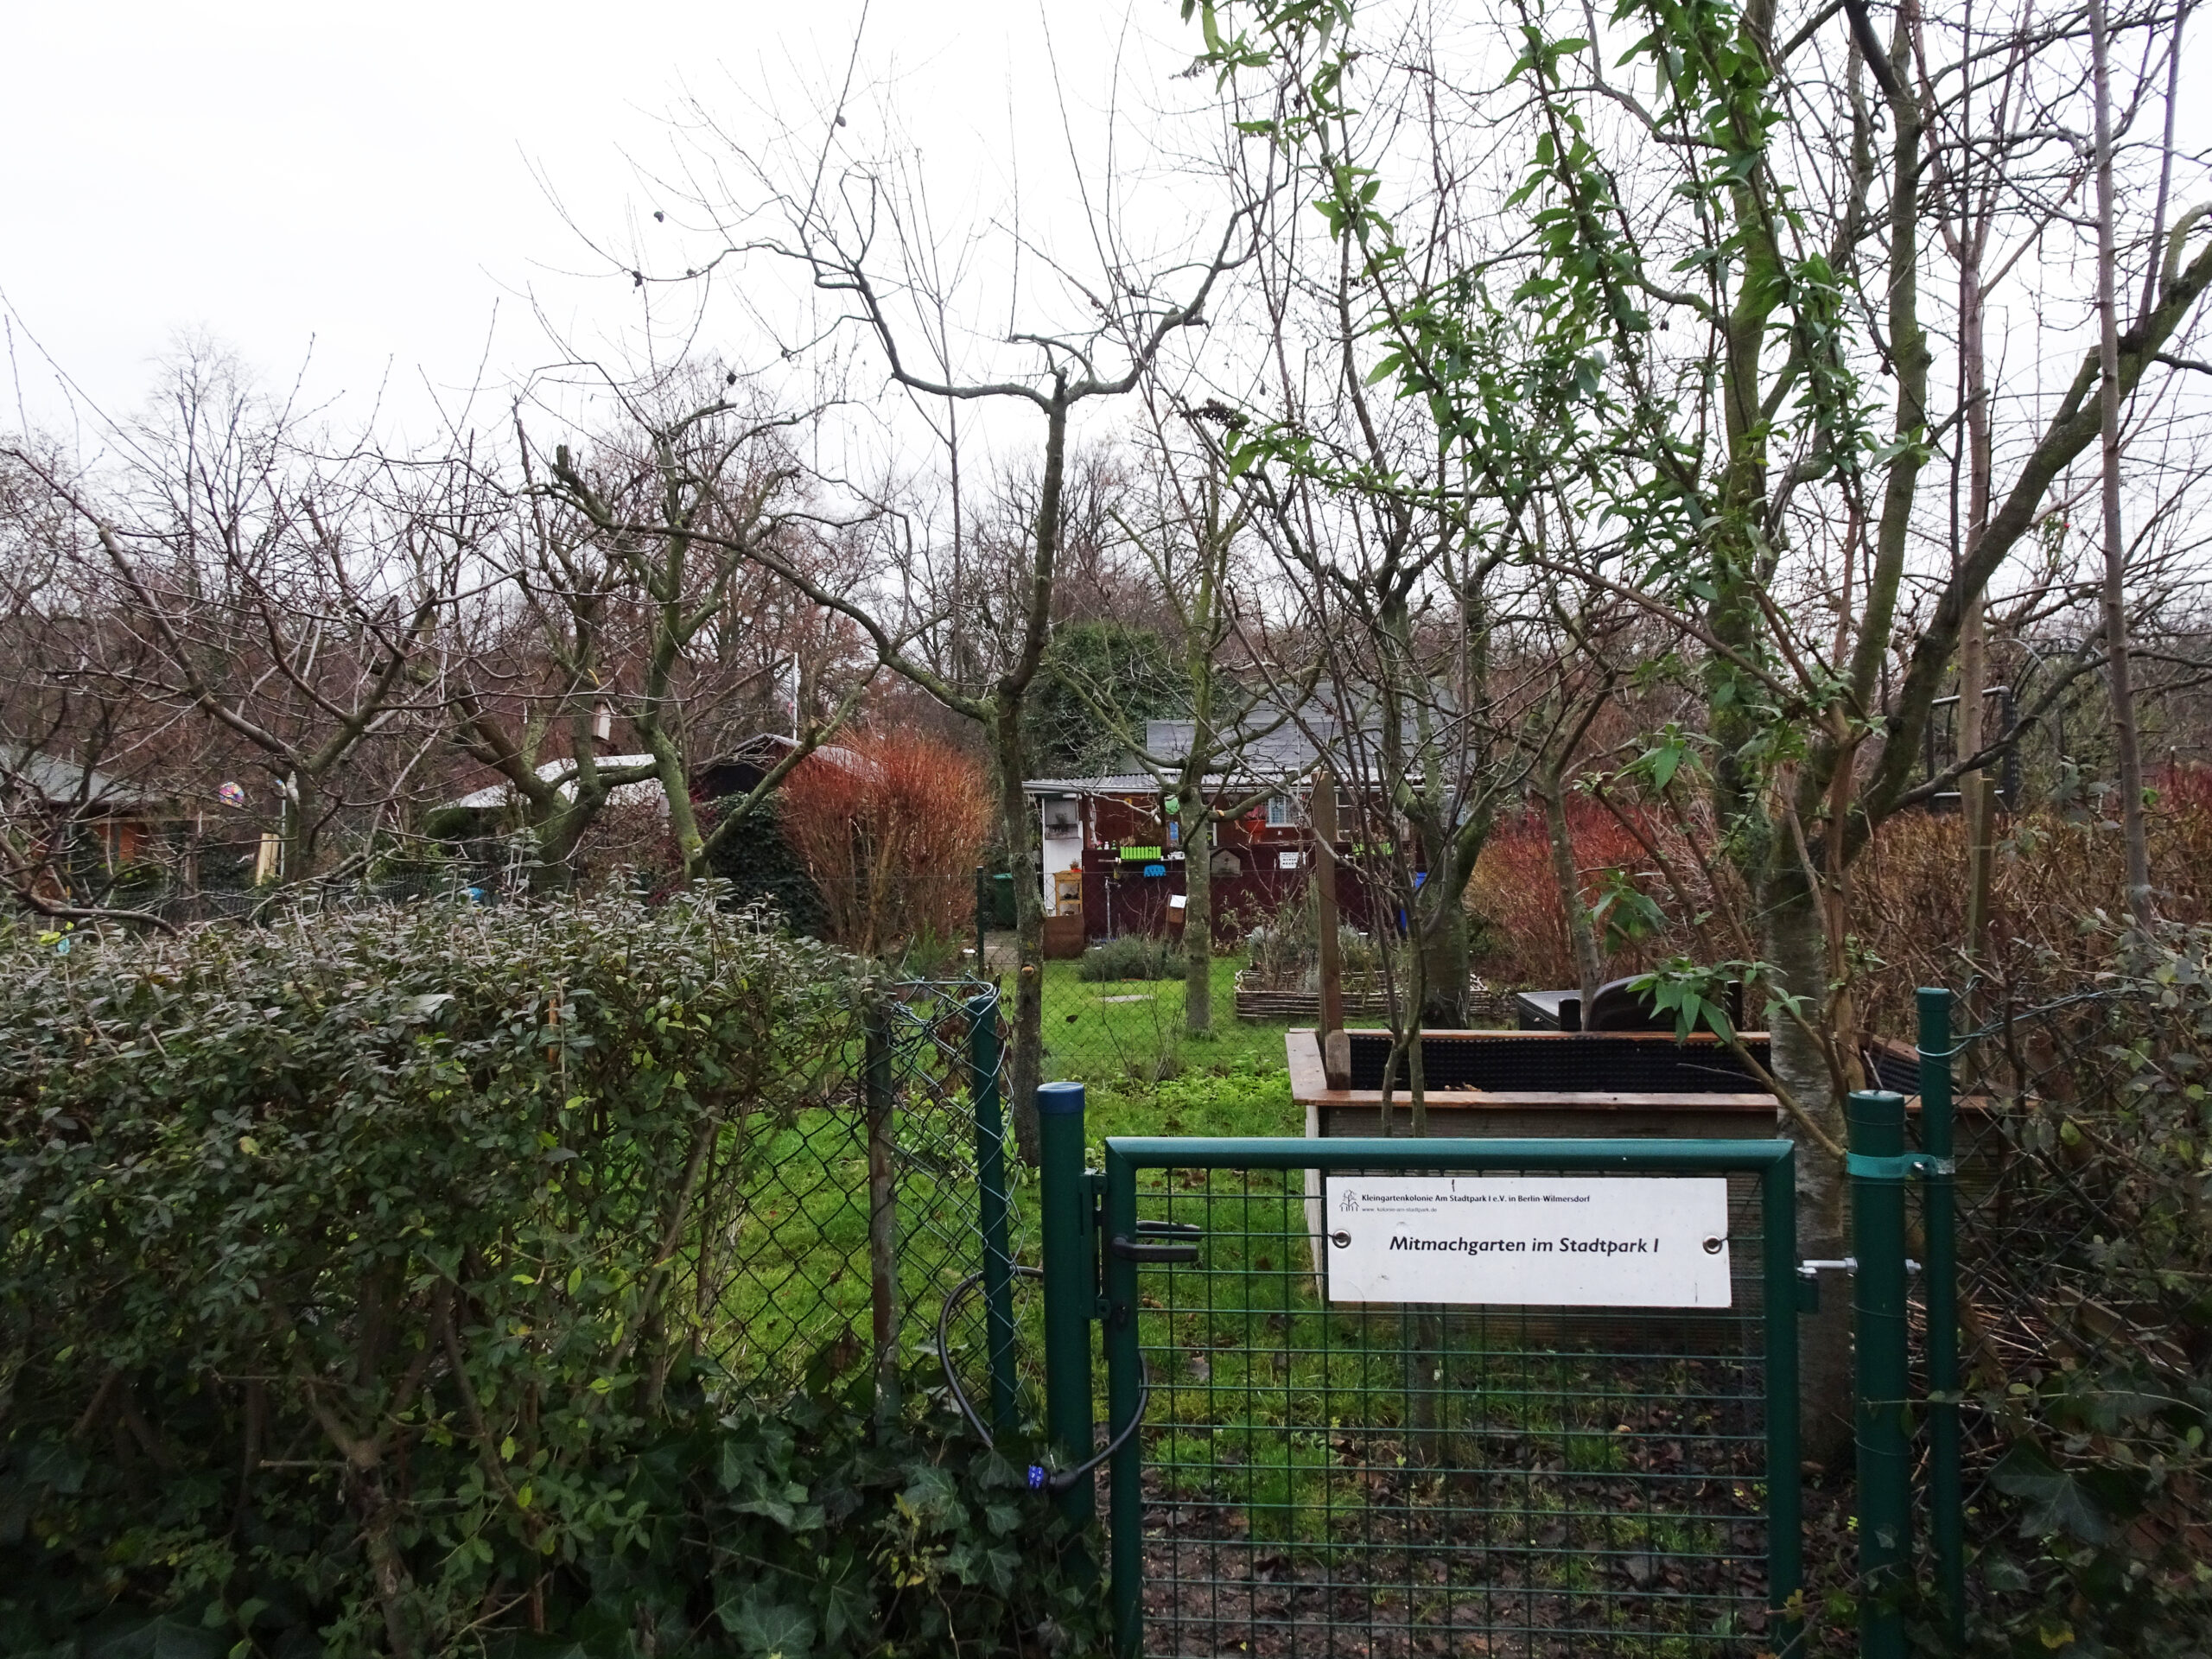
[1266,794,1294,828]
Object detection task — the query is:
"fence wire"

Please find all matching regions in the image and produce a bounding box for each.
[689,979,1034,1405]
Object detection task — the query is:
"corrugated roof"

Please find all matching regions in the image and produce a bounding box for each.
[1025,774,1160,796]
[448,755,666,812]
[1023,771,1308,797]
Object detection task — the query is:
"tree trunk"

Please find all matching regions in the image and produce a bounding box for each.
[1182,802,1212,1033]
[995,705,1044,1166]
[651,737,709,885]
[1416,894,1470,1028]
[1960,598,1996,959]
[351,1465,422,1659]
[1313,769,1345,1056]
[992,391,1071,1167]
[1541,772,1604,1008]
[1762,868,1853,1468]
[1959,241,1997,963]
[531,801,595,891]
[280,772,306,886]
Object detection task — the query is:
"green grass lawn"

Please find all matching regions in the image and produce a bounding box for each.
[1039,952,1303,1133]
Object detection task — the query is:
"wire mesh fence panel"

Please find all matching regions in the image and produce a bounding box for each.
[1045,959,1206,1087]
[877,980,1037,1416]
[684,978,1033,1404]
[683,1103,875,1389]
[1103,1141,1796,1659]
[1914,968,2212,1648]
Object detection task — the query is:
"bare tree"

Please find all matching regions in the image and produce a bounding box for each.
[1054,396,1319,1033]
[636,81,1262,1154]
[1194,0,2212,1459]
[7,346,461,900]
[524,377,873,883]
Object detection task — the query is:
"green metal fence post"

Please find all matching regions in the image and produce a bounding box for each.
[1852,1088,1912,1659]
[1103,1142,1142,1659]
[975,864,988,972]
[1918,988,1966,1647]
[1764,1145,1804,1656]
[968,991,1018,1434]
[862,1003,899,1420]
[1037,1081,1096,1539]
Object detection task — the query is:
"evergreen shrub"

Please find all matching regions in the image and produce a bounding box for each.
[0,895,1096,1656]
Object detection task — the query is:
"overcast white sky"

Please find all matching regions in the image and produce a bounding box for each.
[2,1,1217,444]
[7,3,2206,460]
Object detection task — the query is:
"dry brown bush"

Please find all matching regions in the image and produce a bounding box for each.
[778,728,992,958]
[1467,766,2212,1038]
[1853,767,2212,1030]
[1467,802,1667,988]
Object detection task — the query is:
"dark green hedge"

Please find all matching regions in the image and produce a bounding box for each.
[0,897,1097,1657]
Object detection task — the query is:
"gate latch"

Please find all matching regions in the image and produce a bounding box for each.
[1796,1257,1855,1313]
[1110,1220,1202,1264]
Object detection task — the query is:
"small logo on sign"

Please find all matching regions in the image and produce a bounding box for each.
[1338,1190,1359,1214]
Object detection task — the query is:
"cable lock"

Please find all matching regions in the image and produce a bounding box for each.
[935,1264,1152,1496]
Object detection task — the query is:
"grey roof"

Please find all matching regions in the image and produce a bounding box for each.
[0,746,165,810]
[1024,712,1338,796]
[1018,684,1460,796]
[1023,768,1309,798]
[1141,717,1335,779]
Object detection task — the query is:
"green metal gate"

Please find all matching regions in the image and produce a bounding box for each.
[1037,1103,1802,1658]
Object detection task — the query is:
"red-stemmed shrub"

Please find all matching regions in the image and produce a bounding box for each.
[1466,799,1666,988]
[778,728,993,957]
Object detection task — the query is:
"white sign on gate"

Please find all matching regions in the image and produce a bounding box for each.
[1321,1175,1733,1306]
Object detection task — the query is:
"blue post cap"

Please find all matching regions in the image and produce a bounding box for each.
[1037,1081,1086,1116]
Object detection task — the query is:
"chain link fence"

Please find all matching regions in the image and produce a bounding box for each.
[1913,941,2211,1651]
[677,978,1038,1410]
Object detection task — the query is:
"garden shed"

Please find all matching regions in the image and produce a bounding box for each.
[1025,718,1393,944]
